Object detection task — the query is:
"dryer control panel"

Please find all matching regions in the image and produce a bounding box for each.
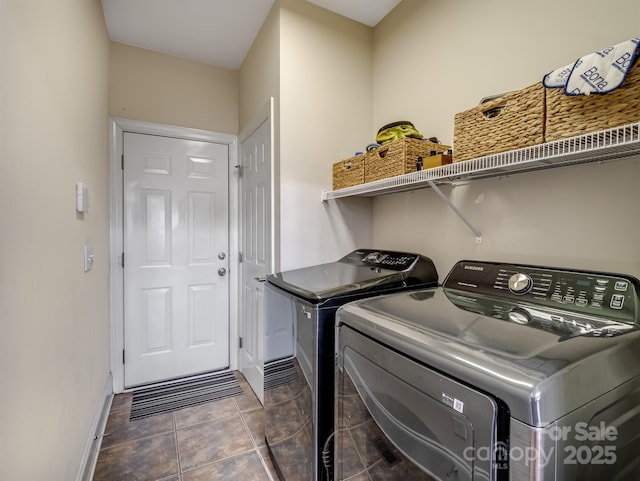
[342,249,420,271]
[444,261,640,324]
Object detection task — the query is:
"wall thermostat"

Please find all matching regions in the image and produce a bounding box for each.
[76,182,89,213]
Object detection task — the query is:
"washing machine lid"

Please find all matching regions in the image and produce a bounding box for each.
[266,249,438,302]
[336,260,640,427]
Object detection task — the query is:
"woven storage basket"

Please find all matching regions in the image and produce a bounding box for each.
[333,155,365,190]
[364,137,450,183]
[545,60,640,142]
[453,82,546,162]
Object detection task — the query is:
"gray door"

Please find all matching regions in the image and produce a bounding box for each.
[337,324,500,481]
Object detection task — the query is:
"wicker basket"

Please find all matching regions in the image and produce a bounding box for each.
[453,82,546,162]
[545,60,640,142]
[364,137,450,183]
[333,155,365,190]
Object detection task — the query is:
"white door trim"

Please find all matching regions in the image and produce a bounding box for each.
[109,118,238,393]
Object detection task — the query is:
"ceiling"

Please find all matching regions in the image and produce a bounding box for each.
[101,0,401,70]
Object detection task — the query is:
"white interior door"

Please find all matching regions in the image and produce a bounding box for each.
[123,132,230,387]
[239,103,273,403]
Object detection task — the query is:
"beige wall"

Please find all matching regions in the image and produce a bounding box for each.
[109,42,239,134]
[374,0,640,145]
[240,0,377,271]
[239,3,280,131]
[239,3,281,268]
[0,1,111,480]
[277,0,374,270]
[370,0,640,279]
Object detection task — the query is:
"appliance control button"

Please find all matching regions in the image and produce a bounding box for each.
[508,273,533,294]
[610,294,625,310]
[508,309,530,325]
[615,281,629,291]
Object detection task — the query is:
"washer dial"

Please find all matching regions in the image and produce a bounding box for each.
[508,273,533,294]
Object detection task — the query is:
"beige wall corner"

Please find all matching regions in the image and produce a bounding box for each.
[109,42,239,134]
[0,1,112,480]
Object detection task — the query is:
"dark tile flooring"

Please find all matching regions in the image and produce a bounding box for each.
[93,372,279,481]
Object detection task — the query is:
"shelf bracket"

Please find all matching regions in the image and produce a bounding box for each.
[426,180,482,243]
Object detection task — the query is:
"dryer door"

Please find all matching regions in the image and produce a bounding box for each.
[336,325,505,481]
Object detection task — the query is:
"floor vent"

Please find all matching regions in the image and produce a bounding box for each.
[129,371,242,421]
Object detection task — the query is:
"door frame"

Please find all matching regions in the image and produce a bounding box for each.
[109,118,238,393]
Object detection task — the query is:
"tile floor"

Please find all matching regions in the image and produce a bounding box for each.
[93,371,279,481]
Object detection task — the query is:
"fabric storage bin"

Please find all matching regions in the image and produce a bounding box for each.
[333,155,365,190]
[364,137,450,183]
[453,82,546,162]
[545,60,640,141]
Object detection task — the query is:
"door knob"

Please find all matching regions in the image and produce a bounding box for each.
[218,267,227,276]
[218,252,226,260]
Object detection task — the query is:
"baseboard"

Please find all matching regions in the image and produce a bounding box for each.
[76,373,113,481]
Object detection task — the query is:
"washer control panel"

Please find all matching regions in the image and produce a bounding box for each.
[444,261,639,324]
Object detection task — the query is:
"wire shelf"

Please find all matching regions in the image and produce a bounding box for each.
[322,122,640,201]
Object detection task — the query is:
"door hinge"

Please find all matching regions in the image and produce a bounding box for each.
[238,252,243,263]
[121,154,124,170]
[238,337,243,349]
[122,349,125,364]
[235,164,243,178]
[121,252,124,268]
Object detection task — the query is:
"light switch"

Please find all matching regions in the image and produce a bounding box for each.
[84,245,94,272]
